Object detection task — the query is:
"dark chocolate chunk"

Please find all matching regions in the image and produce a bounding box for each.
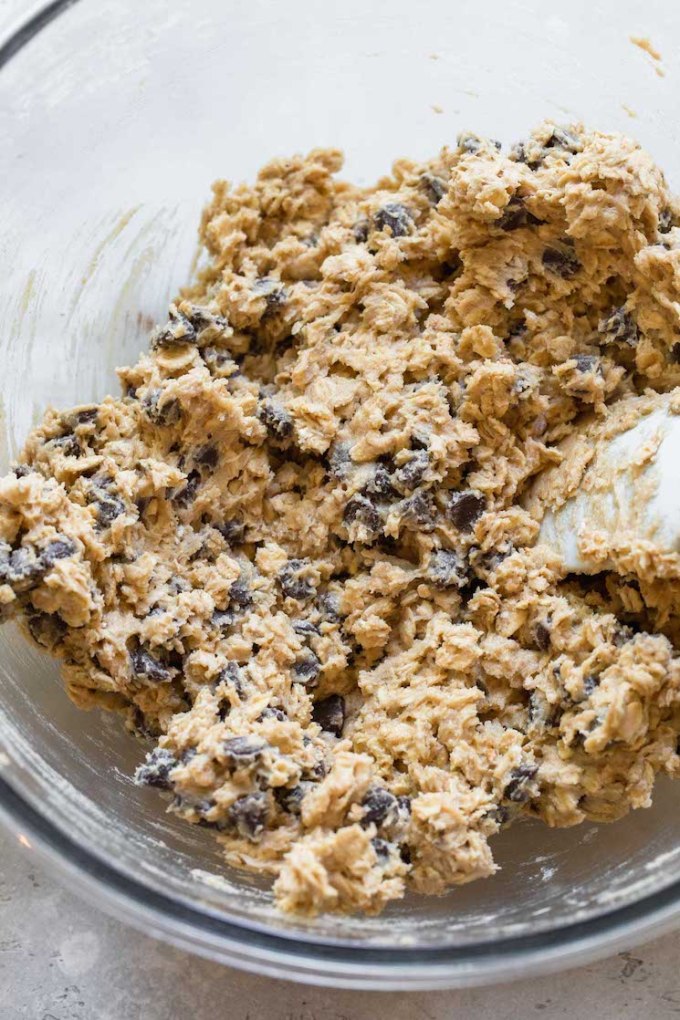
[130,643,172,684]
[212,609,236,632]
[222,736,266,768]
[317,590,343,621]
[542,245,581,279]
[448,490,485,532]
[327,441,353,479]
[393,450,429,492]
[361,787,399,828]
[279,559,316,600]
[151,308,197,349]
[659,208,674,234]
[274,783,307,815]
[142,389,181,426]
[533,621,551,652]
[51,433,82,458]
[195,445,219,470]
[172,470,201,509]
[292,651,321,687]
[373,203,413,238]
[216,660,246,698]
[215,518,246,545]
[457,133,483,154]
[574,353,600,374]
[598,306,639,348]
[421,173,447,205]
[253,277,287,311]
[259,399,294,440]
[312,694,345,736]
[40,537,76,569]
[13,464,34,478]
[371,837,391,860]
[544,127,580,153]
[427,549,469,589]
[259,706,287,722]
[26,610,67,649]
[228,792,268,840]
[583,674,599,697]
[363,462,396,498]
[343,493,382,536]
[400,491,436,531]
[229,576,253,608]
[670,343,680,364]
[504,764,538,803]
[353,218,370,243]
[497,197,543,231]
[293,619,319,637]
[134,747,178,789]
[3,546,45,589]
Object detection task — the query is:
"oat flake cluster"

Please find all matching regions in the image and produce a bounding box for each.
[3,122,680,916]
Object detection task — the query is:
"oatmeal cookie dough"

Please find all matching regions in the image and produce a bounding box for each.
[3,123,680,916]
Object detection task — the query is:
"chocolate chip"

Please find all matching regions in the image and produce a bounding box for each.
[361,786,399,828]
[259,399,293,440]
[50,433,81,458]
[212,610,236,633]
[172,470,201,509]
[344,493,382,537]
[216,660,246,698]
[364,462,396,498]
[130,642,172,684]
[151,308,197,349]
[26,610,67,649]
[134,747,178,789]
[228,792,268,840]
[427,549,469,589]
[353,218,370,243]
[421,173,447,205]
[544,127,580,153]
[448,490,485,532]
[598,307,639,348]
[670,343,680,364]
[497,197,543,231]
[259,706,287,722]
[40,537,76,568]
[533,621,551,652]
[274,783,307,815]
[195,445,219,470]
[393,450,429,492]
[73,407,98,426]
[13,464,34,479]
[542,245,581,279]
[504,764,538,803]
[216,518,246,544]
[312,694,345,736]
[457,133,483,154]
[292,651,321,687]
[142,389,182,426]
[327,441,353,479]
[253,277,287,311]
[201,346,237,375]
[583,674,599,697]
[373,203,413,238]
[659,208,674,234]
[317,590,342,621]
[229,577,253,608]
[279,559,316,600]
[400,491,436,532]
[222,736,266,768]
[372,837,391,860]
[2,547,45,590]
[293,619,319,636]
[574,353,600,374]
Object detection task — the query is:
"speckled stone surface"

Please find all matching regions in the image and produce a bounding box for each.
[1,829,680,1019]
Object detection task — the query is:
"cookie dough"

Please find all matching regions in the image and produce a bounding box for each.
[3,122,680,917]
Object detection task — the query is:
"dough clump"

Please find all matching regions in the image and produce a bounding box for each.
[3,122,680,916]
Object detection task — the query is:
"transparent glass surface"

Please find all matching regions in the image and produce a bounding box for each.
[1,0,680,989]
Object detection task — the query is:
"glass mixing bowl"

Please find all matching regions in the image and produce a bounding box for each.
[1,0,680,990]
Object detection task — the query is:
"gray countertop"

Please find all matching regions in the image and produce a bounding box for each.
[2,828,680,1019]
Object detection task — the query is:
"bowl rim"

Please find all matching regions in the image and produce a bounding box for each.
[2,772,680,989]
[2,0,680,990]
